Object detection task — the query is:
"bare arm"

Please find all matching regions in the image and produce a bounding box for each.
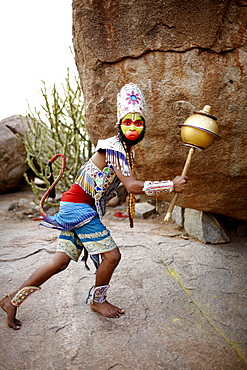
[114,167,145,194]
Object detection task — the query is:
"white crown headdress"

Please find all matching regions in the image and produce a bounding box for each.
[117,82,146,124]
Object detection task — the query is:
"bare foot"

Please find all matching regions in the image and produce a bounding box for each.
[90,300,125,318]
[0,296,22,330]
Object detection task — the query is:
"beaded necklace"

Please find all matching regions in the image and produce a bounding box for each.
[123,142,135,228]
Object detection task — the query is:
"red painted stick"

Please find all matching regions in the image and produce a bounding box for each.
[39,154,66,218]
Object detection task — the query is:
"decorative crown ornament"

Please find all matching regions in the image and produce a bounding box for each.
[117,82,146,124]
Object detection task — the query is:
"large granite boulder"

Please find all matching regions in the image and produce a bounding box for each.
[72,0,247,221]
[0,115,28,193]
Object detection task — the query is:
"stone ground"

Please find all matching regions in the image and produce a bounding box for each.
[0,186,247,370]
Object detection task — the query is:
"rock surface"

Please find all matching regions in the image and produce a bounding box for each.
[0,115,28,193]
[72,0,247,221]
[0,186,247,369]
[171,206,231,243]
[183,208,230,244]
[135,202,156,219]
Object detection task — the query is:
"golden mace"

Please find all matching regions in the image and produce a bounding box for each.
[164,105,220,222]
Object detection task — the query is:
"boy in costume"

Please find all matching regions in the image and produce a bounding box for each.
[0,83,187,329]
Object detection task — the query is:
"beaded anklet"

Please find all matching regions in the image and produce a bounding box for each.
[86,285,109,304]
[10,286,41,307]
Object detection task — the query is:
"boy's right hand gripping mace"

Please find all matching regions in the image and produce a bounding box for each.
[164,105,220,222]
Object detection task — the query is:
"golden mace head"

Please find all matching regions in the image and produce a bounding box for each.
[179,105,220,150]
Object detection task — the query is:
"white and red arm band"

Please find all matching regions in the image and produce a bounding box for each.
[142,180,174,196]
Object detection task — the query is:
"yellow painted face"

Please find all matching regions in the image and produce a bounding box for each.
[120,113,145,140]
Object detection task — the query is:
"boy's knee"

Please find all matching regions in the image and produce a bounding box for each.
[51,253,70,273]
[56,261,69,273]
[105,248,121,266]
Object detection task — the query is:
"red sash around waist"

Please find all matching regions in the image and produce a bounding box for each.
[61,183,95,207]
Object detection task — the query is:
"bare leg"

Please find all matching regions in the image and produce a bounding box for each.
[1,252,71,330]
[90,247,125,318]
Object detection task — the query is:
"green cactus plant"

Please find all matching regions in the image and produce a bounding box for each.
[20,68,92,204]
